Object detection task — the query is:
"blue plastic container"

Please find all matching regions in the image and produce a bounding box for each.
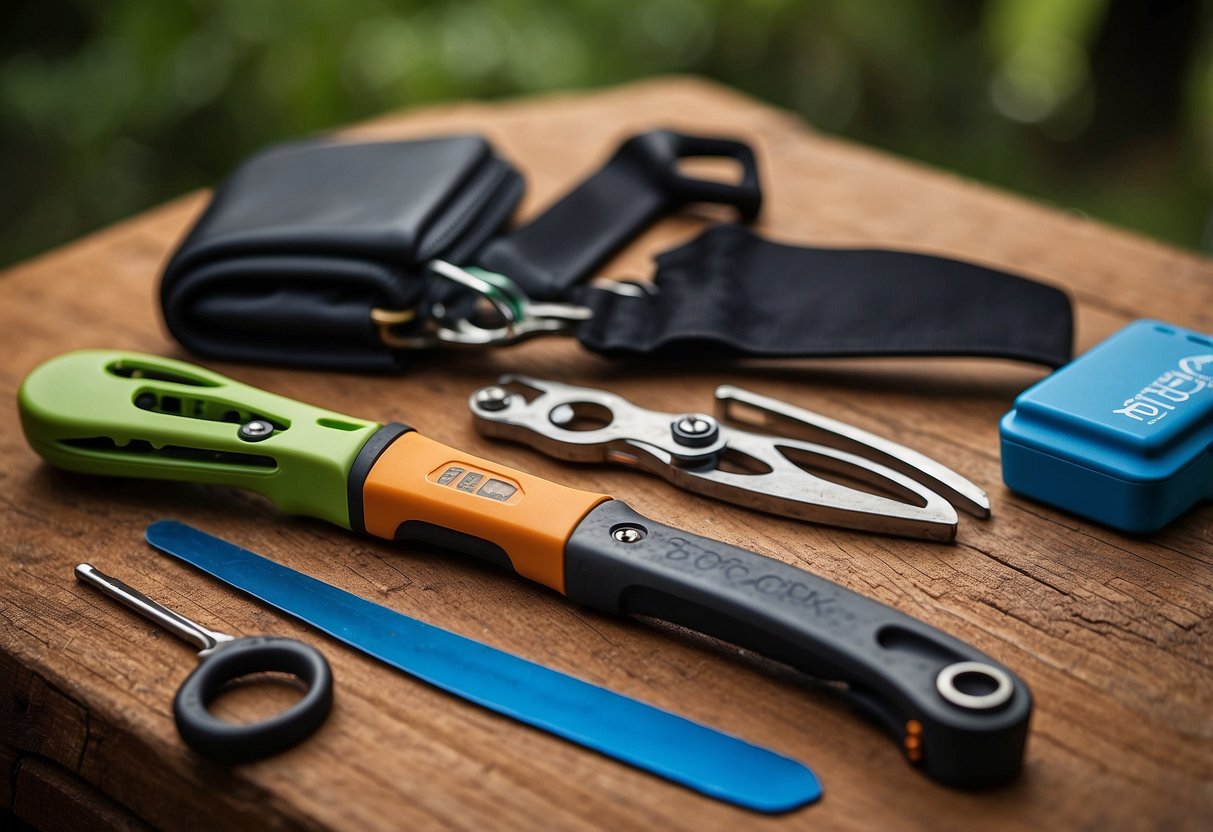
[1000,319,1213,533]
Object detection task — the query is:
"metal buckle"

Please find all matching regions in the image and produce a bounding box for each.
[369,308,419,348]
[371,260,591,350]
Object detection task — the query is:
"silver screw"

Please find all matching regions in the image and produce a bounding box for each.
[675,415,714,435]
[238,420,274,442]
[611,525,646,543]
[474,386,513,412]
[670,413,719,448]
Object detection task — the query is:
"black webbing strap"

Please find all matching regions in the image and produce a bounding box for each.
[476,130,761,302]
[575,225,1073,368]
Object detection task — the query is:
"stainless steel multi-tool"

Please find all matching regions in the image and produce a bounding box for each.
[469,377,990,541]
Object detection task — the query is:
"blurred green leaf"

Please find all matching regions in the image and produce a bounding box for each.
[0,0,1209,266]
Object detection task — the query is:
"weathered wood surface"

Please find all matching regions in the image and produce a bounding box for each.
[1,77,1210,831]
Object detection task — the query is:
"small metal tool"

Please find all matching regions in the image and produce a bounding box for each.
[470,377,991,541]
[74,563,332,762]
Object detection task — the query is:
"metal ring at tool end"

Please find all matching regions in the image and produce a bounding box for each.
[935,661,1013,711]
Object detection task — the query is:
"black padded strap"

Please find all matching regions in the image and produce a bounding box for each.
[476,130,761,302]
[576,225,1073,368]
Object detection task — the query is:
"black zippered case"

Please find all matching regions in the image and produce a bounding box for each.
[160,134,523,371]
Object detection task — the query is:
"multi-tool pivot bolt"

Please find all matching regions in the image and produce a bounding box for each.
[474,386,514,412]
[671,413,719,448]
[238,420,275,442]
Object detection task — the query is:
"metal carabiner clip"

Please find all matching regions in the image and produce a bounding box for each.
[371,260,592,350]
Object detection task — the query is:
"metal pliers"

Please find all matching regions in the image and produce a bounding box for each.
[470,377,990,541]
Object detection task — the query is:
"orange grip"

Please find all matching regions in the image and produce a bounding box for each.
[361,432,610,594]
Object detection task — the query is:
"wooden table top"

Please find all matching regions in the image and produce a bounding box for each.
[2,77,1210,832]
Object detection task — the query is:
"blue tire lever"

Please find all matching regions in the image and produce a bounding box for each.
[145,520,821,812]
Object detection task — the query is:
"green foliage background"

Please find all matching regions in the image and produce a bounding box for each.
[2,0,1210,267]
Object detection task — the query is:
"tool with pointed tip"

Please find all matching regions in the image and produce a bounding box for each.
[73,562,333,763]
[470,376,989,541]
[19,350,1030,788]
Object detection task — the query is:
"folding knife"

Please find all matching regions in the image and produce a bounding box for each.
[19,350,1031,788]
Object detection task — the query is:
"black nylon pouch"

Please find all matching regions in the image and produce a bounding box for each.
[578,224,1074,368]
[160,134,524,370]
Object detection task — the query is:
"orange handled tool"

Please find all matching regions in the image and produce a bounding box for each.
[20,350,1031,788]
[356,430,608,593]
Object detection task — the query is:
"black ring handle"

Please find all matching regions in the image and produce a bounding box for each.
[173,636,333,763]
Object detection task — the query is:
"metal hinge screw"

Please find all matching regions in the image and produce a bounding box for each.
[238,420,275,442]
[474,386,513,412]
[670,413,719,447]
[611,525,647,543]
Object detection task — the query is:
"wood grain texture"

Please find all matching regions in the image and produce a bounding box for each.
[1,76,1210,831]
[1,743,152,832]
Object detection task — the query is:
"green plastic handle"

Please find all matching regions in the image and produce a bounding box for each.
[18,350,381,529]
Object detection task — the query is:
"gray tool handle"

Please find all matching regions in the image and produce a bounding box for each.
[563,500,1031,789]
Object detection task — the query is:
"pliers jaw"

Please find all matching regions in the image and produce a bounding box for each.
[470,376,991,541]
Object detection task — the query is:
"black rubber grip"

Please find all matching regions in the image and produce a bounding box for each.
[347,423,414,535]
[173,636,333,763]
[564,501,1031,789]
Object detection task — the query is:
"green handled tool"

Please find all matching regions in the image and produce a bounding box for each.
[20,350,1031,788]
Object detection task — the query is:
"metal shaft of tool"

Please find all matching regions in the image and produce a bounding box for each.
[74,563,232,652]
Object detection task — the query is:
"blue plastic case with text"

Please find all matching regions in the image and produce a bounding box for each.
[1000,320,1213,533]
